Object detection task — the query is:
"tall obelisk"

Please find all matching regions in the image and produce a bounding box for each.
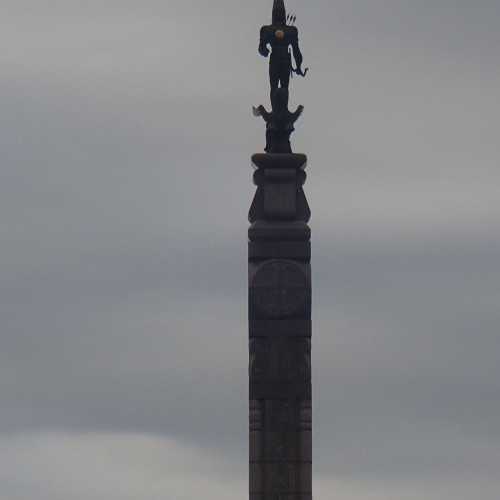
[249,2,312,499]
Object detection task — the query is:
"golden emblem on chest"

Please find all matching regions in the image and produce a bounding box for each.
[275,30,285,40]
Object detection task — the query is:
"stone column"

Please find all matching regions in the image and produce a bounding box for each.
[249,153,312,500]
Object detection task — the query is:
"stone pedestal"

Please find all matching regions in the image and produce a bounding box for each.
[249,153,312,500]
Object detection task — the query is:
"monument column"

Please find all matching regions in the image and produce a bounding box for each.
[248,153,312,500]
[249,5,311,497]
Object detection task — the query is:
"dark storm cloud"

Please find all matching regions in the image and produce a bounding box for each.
[1,1,499,498]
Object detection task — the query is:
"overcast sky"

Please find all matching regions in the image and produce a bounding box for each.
[1,1,499,499]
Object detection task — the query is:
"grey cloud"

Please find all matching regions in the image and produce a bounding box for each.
[1,0,499,498]
[0,432,499,500]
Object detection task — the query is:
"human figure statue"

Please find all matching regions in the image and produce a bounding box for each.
[253,88,304,154]
[259,0,308,108]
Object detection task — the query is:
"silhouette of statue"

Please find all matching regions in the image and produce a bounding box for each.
[259,0,308,107]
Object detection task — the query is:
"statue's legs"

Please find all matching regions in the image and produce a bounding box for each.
[269,55,291,107]
[270,65,280,107]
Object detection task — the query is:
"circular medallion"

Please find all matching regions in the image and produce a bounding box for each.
[275,29,285,40]
[252,260,308,318]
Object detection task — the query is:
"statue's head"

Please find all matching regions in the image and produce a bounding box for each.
[272,0,286,25]
[273,87,289,112]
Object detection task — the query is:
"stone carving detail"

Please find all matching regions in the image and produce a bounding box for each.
[252,260,308,319]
